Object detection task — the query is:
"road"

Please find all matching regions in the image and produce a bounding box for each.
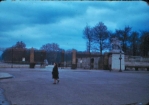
[0,66,149,105]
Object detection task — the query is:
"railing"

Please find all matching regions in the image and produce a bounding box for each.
[125,56,149,71]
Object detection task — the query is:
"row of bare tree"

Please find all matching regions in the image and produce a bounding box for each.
[83,22,149,57]
[1,41,72,64]
[1,21,149,64]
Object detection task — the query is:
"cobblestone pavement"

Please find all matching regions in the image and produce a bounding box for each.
[0,66,149,105]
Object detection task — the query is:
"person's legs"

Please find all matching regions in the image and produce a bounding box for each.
[53,79,56,84]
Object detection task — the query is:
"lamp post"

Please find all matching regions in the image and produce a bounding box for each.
[119,50,122,72]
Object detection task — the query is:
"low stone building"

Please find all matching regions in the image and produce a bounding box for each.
[77,53,109,70]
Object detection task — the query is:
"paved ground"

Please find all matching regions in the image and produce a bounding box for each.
[0,65,149,105]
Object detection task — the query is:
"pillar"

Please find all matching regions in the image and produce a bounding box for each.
[71,50,77,69]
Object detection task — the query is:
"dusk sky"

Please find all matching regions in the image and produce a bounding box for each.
[0,1,149,52]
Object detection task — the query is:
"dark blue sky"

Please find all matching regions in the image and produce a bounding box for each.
[0,1,149,52]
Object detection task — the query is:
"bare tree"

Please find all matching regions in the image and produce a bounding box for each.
[93,22,109,55]
[129,31,140,56]
[14,41,26,48]
[140,31,149,57]
[115,26,131,54]
[83,25,93,53]
[83,25,95,69]
[40,43,60,64]
[40,43,60,52]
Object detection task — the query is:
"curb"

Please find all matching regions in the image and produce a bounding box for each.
[0,73,13,79]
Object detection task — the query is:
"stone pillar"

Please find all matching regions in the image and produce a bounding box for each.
[71,50,77,69]
[30,48,34,63]
[30,48,35,68]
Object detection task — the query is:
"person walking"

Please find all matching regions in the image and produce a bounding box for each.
[52,62,59,84]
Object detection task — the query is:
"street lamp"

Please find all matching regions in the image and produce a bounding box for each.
[119,50,122,72]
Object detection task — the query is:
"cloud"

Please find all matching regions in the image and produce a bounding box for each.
[0,1,86,31]
[0,1,149,51]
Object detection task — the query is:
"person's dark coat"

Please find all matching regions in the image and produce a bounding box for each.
[52,66,59,79]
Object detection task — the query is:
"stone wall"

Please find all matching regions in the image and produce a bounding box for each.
[30,48,34,63]
[77,54,149,71]
[77,55,105,70]
[77,57,90,69]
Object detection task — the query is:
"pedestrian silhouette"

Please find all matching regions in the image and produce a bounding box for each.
[52,63,59,84]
